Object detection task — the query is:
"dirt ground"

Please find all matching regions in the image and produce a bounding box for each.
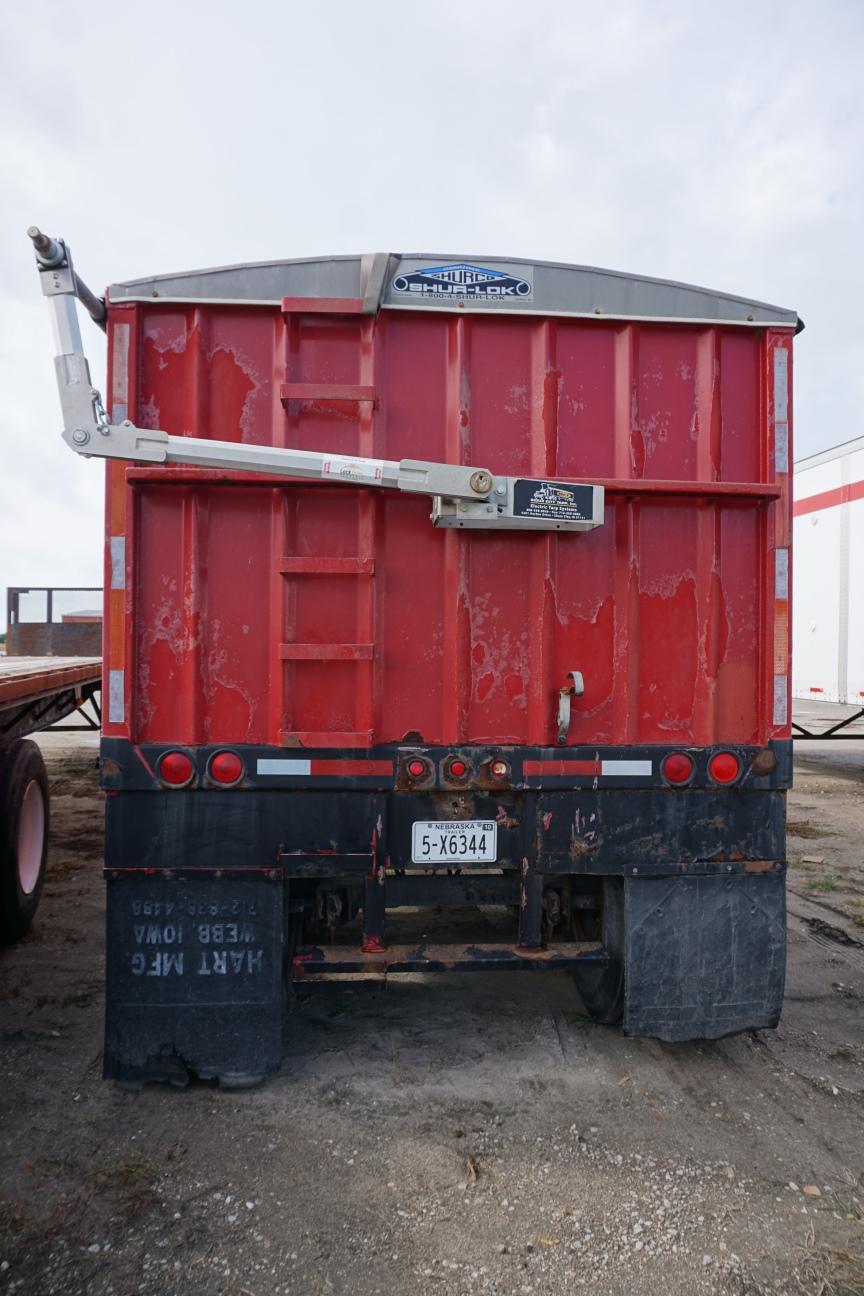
[1,731,862,1296]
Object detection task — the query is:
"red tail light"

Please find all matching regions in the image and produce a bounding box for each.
[406,758,428,779]
[489,759,509,779]
[160,751,194,787]
[209,751,244,785]
[447,758,468,779]
[662,752,694,785]
[709,751,741,785]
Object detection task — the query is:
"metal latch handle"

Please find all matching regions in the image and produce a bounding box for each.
[556,670,584,745]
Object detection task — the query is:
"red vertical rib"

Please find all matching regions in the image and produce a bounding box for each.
[527,319,557,745]
[268,489,286,741]
[178,490,207,743]
[442,317,469,743]
[693,328,721,743]
[355,315,378,741]
[612,325,638,742]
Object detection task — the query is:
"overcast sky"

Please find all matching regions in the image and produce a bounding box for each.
[1,0,861,599]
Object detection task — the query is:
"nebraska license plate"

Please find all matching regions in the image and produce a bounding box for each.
[411,820,497,864]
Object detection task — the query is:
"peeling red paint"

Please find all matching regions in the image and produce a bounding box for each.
[116,303,789,749]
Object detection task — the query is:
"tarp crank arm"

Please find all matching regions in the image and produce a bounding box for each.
[29,228,604,533]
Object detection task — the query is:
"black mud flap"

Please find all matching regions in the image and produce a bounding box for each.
[104,873,284,1087]
[623,871,786,1042]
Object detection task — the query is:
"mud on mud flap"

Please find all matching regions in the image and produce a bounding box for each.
[104,873,284,1086]
[623,871,786,1042]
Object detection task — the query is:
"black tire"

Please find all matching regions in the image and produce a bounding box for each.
[571,877,625,1024]
[0,739,50,944]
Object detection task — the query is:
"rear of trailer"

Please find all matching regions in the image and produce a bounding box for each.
[30,232,799,1086]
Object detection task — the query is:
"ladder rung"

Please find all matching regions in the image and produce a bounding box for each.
[281,296,364,315]
[280,383,377,404]
[279,643,373,661]
[279,730,373,747]
[279,557,375,575]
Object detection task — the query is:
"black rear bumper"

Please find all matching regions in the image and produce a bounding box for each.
[101,739,789,1084]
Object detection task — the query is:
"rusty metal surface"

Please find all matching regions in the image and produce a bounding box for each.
[7,623,102,658]
[292,940,606,975]
[6,587,102,660]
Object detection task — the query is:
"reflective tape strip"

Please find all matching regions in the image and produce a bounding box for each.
[110,536,126,590]
[773,675,788,727]
[600,760,652,776]
[523,760,596,776]
[773,348,789,473]
[108,669,125,724]
[524,758,653,777]
[257,758,311,775]
[773,604,790,673]
[311,760,393,776]
[775,548,789,600]
[255,759,394,777]
[773,545,790,680]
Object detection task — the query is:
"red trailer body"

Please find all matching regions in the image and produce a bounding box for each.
[90,253,798,1086]
[105,300,790,752]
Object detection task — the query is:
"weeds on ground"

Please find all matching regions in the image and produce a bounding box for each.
[788,821,838,840]
[808,873,843,894]
[795,1221,864,1295]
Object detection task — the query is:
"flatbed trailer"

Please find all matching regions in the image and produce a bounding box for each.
[0,655,101,942]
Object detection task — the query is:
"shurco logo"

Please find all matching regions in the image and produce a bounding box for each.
[391,262,533,301]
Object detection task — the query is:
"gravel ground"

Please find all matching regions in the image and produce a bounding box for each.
[0,732,862,1296]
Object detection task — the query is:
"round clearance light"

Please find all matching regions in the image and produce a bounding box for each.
[406,758,428,779]
[447,758,468,779]
[662,752,694,785]
[489,759,510,779]
[160,751,194,787]
[709,751,741,785]
[209,751,244,785]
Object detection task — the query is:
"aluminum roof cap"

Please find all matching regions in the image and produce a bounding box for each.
[108,252,802,331]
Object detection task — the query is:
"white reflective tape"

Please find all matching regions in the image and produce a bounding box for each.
[773,675,788,727]
[775,547,789,600]
[108,669,125,724]
[600,760,652,776]
[775,423,788,473]
[111,322,130,402]
[110,535,126,590]
[773,348,789,420]
[256,758,311,775]
[773,349,789,472]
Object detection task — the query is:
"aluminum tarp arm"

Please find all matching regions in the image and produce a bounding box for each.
[29,227,604,532]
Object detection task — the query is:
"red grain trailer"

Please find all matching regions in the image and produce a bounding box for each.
[30,231,799,1087]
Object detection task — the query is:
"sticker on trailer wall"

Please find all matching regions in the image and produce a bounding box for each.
[390,262,533,304]
[512,480,595,522]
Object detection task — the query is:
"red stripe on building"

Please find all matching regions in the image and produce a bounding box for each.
[794,479,864,517]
